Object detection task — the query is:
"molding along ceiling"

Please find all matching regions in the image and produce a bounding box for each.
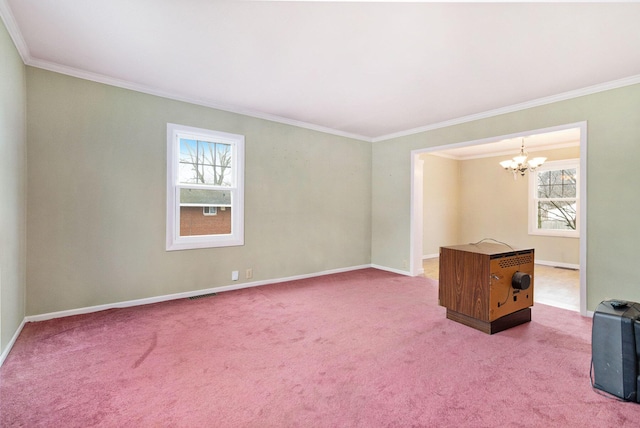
[2,1,640,142]
[430,127,581,161]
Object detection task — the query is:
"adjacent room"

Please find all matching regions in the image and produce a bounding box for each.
[2,1,640,426]
[419,126,582,312]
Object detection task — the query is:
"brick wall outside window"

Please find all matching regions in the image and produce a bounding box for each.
[180,207,232,236]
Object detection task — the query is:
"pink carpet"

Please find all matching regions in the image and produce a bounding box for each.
[1,268,639,427]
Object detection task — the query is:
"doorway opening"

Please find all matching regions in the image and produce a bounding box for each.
[410,122,587,315]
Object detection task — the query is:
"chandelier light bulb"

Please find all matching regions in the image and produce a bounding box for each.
[499,138,546,179]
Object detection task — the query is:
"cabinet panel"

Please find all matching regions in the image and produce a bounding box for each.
[439,248,490,321]
[489,252,534,321]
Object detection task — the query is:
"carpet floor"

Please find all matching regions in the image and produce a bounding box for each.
[1,268,639,427]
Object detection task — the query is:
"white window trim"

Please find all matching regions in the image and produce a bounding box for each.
[203,207,218,216]
[528,158,579,238]
[166,123,244,251]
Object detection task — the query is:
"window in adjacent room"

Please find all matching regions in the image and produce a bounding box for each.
[528,159,579,238]
[166,123,244,250]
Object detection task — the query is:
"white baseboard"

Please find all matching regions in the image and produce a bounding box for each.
[0,318,26,367]
[422,253,439,260]
[533,298,579,312]
[24,264,373,323]
[0,262,418,367]
[535,259,580,270]
[370,264,413,276]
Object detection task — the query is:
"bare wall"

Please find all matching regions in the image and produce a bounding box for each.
[421,154,460,257]
[26,68,372,316]
[459,146,580,265]
[0,19,26,354]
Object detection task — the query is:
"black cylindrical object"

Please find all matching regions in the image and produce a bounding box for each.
[511,271,531,290]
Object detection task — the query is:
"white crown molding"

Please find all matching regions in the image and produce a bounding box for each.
[2,1,640,144]
[33,51,640,145]
[25,56,374,143]
[431,141,580,161]
[373,73,640,143]
[0,2,372,141]
[0,0,29,63]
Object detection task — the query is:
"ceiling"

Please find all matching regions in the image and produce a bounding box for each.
[2,1,640,142]
[429,127,581,160]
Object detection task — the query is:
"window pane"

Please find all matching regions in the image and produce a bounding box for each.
[179,188,232,236]
[179,138,204,183]
[179,138,200,163]
[203,142,232,185]
[179,139,232,185]
[201,164,232,186]
[537,200,577,230]
[537,169,576,198]
[178,162,202,184]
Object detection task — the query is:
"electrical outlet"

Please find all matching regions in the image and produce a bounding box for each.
[246,268,253,279]
[232,271,239,281]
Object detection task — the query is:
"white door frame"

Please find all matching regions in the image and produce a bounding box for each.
[409,121,588,316]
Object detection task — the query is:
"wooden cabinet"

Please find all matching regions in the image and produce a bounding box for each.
[439,243,534,334]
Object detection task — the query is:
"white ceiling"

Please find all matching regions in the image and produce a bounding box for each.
[429,127,581,160]
[2,1,640,142]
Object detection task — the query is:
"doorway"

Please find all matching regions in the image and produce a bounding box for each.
[410,122,587,315]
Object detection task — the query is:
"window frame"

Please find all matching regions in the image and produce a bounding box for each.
[528,158,579,238]
[203,206,218,216]
[166,123,244,251]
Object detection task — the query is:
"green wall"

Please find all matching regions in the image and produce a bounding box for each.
[5,18,640,324]
[26,68,372,315]
[0,20,26,355]
[372,84,640,310]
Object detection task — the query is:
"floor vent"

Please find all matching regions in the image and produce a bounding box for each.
[188,292,218,300]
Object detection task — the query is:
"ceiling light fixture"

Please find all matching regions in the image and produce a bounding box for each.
[499,138,546,179]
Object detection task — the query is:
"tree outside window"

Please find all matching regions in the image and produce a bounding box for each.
[179,139,232,186]
[529,159,579,238]
[166,123,244,251]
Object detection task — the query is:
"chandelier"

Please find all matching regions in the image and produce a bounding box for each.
[499,138,546,179]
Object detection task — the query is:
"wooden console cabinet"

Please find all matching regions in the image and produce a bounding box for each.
[439,243,534,334]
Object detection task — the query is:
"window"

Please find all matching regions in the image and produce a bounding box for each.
[203,207,218,216]
[528,159,579,238]
[166,123,244,250]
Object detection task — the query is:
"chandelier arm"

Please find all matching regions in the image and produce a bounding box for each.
[499,138,545,178]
